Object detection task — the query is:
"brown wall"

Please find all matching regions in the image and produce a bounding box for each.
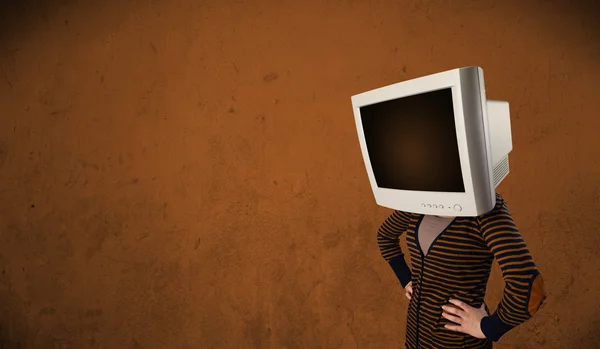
[1,1,599,348]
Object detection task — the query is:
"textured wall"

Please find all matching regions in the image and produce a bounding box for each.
[0,0,599,348]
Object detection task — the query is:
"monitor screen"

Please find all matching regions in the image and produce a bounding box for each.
[359,88,465,192]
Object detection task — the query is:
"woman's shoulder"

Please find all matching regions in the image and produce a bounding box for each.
[476,192,508,220]
[493,192,505,208]
[393,209,418,220]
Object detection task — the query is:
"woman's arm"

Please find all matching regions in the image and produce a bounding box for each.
[377,210,413,288]
[477,194,547,342]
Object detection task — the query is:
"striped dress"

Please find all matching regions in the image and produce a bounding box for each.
[378,193,546,349]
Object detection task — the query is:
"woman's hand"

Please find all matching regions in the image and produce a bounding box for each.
[405,281,413,300]
[441,299,487,339]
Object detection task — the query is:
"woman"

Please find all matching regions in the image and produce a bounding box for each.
[378,192,546,349]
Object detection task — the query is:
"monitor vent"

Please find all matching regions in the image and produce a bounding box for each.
[493,155,510,188]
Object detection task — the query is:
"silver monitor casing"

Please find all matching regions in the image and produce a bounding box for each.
[351,66,512,217]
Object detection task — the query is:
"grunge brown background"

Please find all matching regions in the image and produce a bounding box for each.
[1,0,599,348]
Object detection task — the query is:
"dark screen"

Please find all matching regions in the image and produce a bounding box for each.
[360,88,465,192]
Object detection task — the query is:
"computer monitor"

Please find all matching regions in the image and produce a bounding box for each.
[351,66,513,217]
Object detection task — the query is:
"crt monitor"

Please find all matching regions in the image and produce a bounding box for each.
[350,66,513,217]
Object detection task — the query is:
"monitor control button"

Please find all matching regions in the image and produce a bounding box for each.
[453,204,463,212]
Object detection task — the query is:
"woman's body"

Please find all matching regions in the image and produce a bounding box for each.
[378,192,546,349]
